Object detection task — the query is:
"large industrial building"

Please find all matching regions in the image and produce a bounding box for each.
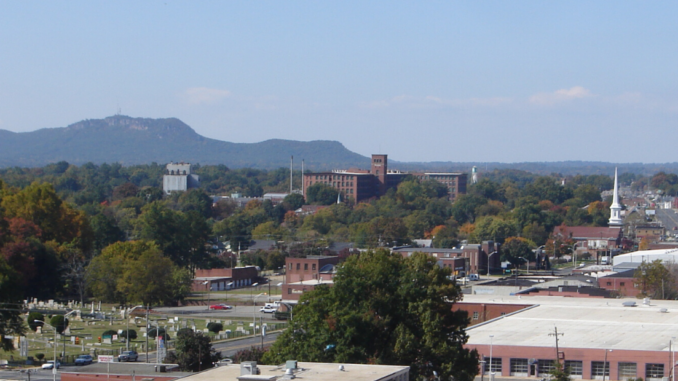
[163,162,200,194]
[303,154,467,203]
[464,294,678,381]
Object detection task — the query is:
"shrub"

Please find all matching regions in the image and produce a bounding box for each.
[49,315,69,334]
[35,353,45,360]
[102,330,117,338]
[233,346,267,364]
[148,327,170,341]
[206,322,223,334]
[121,329,137,340]
[27,312,45,332]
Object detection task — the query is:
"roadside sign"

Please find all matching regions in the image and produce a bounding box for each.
[98,355,115,363]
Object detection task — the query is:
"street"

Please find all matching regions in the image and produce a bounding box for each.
[153,305,282,320]
[655,209,678,234]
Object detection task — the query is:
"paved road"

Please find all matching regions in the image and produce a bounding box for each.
[655,209,678,235]
[154,305,281,320]
[214,332,281,358]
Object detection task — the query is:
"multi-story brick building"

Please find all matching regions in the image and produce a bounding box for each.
[282,256,340,301]
[286,256,340,283]
[392,241,500,276]
[303,154,467,203]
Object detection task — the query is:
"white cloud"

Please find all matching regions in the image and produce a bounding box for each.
[184,87,231,105]
[529,86,593,105]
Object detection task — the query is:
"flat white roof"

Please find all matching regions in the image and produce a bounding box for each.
[464,294,678,352]
[289,279,334,286]
[613,248,678,265]
[179,362,409,381]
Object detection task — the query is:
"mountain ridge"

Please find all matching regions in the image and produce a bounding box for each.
[0,115,370,170]
[2,115,678,175]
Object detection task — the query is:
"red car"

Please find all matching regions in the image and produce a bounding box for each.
[209,304,232,310]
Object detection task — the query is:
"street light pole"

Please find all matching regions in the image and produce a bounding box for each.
[519,257,529,275]
[602,349,611,381]
[487,251,498,278]
[489,335,494,380]
[126,306,142,351]
[252,292,266,337]
[35,320,57,381]
[203,281,211,310]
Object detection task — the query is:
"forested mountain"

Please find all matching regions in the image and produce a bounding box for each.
[2,115,678,175]
[0,115,370,170]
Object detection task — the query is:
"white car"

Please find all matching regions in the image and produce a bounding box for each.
[260,306,276,313]
[42,360,60,369]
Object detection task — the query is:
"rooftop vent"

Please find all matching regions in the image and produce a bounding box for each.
[660,308,669,313]
[240,361,260,376]
[622,301,637,307]
[282,368,296,379]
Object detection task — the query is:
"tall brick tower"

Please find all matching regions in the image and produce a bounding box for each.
[371,154,388,196]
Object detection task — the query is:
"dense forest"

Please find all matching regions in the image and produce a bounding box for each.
[1,161,677,306]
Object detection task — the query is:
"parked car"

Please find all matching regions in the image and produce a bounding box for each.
[75,355,93,365]
[260,306,276,313]
[42,361,60,369]
[209,304,233,310]
[118,350,138,362]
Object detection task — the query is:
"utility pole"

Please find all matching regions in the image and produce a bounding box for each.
[145,305,149,363]
[549,326,564,362]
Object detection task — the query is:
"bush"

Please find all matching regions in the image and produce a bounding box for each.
[206,323,223,334]
[35,353,45,360]
[233,346,267,364]
[102,330,117,338]
[121,329,137,340]
[27,312,45,332]
[148,327,170,341]
[49,315,69,334]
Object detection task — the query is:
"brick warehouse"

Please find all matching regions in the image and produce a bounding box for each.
[303,154,467,203]
[465,294,678,381]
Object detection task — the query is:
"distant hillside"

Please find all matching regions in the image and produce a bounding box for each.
[0,116,370,170]
[2,115,677,176]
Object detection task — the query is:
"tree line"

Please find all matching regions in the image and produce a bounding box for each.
[0,161,664,348]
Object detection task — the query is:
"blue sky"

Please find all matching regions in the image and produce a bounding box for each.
[1,2,676,163]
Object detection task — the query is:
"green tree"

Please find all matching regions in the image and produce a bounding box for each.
[206,322,223,333]
[282,193,305,211]
[27,312,45,332]
[501,237,535,268]
[166,330,220,371]
[549,360,571,381]
[122,329,138,340]
[0,256,25,350]
[305,183,339,205]
[635,260,675,299]
[50,315,69,334]
[90,214,126,253]
[262,250,478,381]
[86,241,189,305]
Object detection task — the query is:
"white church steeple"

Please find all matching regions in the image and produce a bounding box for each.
[608,167,623,227]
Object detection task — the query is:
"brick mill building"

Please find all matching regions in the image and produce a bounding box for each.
[303,154,467,203]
